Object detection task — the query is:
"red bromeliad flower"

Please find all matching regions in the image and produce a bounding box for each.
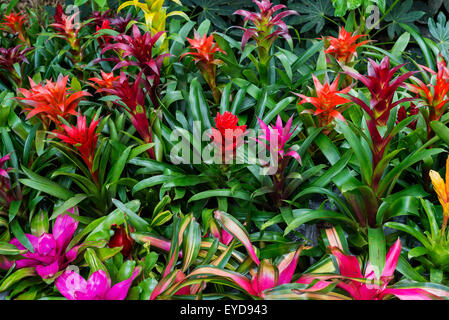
[108,224,134,257]
[88,70,120,91]
[16,74,91,129]
[181,31,225,102]
[0,11,28,44]
[397,102,419,130]
[54,4,66,25]
[234,0,298,54]
[324,27,369,65]
[211,111,247,162]
[344,56,416,126]
[101,25,169,107]
[344,57,416,188]
[295,74,351,127]
[407,55,449,135]
[96,19,114,47]
[54,115,100,177]
[90,10,112,28]
[100,72,155,159]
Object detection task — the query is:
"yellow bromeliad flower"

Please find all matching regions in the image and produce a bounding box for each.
[429,155,449,235]
[117,0,188,53]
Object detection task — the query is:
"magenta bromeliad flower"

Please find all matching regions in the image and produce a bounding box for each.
[297,239,448,300]
[55,267,140,300]
[234,0,298,52]
[100,72,155,159]
[0,208,81,279]
[256,115,301,164]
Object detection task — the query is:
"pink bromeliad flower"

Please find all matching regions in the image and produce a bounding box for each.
[256,115,301,164]
[55,267,140,300]
[297,239,448,300]
[0,208,81,279]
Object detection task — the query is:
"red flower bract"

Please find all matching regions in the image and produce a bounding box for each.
[211,112,247,161]
[88,70,120,91]
[0,11,28,43]
[96,19,114,47]
[295,74,351,127]
[54,115,100,174]
[101,24,170,107]
[408,54,449,125]
[181,31,225,102]
[233,0,298,51]
[181,31,225,65]
[16,74,91,129]
[324,27,369,64]
[108,225,134,257]
[344,56,416,126]
[100,72,155,159]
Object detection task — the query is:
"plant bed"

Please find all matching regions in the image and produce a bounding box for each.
[1,0,449,301]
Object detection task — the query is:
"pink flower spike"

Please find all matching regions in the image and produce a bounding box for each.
[55,267,140,300]
[0,208,81,279]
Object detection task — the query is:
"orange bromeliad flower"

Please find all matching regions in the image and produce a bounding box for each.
[324,27,369,64]
[408,55,449,130]
[181,31,225,102]
[16,74,91,129]
[295,74,351,127]
[0,11,28,44]
[88,70,120,91]
[429,155,449,235]
[54,115,100,177]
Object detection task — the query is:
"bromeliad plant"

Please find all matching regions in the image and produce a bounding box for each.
[407,54,449,139]
[16,74,91,130]
[181,31,226,103]
[295,74,351,133]
[4,0,449,302]
[385,157,449,283]
[101,24,169,108]
[0,11,29,45]
[117,0,188,54]
[100,72,156,159]
[233,0,298,84]
[332,56,439,226]
[296,239,449,300]
[323,27,369,68]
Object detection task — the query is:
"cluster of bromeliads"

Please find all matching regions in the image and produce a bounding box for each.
[2,0,449,300]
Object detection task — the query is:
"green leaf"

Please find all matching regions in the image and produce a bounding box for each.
[10,220,34,253]
[0,242,26,255]
[0,268,36,292]
[20,167,74,200]
[188,189,251,202]
[284,209,357,236]
[50,194,87,220]
[367,227,386,280]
